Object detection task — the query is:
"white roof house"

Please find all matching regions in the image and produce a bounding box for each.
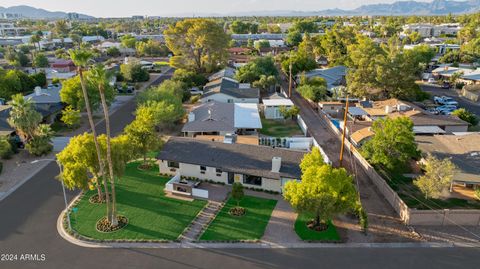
[263,99,294,107]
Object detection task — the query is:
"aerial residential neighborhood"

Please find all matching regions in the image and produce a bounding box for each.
[0,0,479,268]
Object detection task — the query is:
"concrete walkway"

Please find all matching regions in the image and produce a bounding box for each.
[262,198,301,244]
[180,200,224,242]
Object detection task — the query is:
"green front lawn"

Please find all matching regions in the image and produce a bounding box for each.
[260,118,303,137]
[199,196,277,241]
[70,162,207,240]
[294,213,340,241]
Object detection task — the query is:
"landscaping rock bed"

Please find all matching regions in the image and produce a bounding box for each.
[306,219,329,232]
[89,193,111,204]
[96,216,128,233]
[228,207,246,217]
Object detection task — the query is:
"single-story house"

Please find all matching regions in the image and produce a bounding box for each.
[182,101,262,137]
[432,66,480,85]
[415,133,480,194]
[208,67,237,82]
[262,93,294,119]
[201,77,259,104]
[302,66,347,94]
[157,137,305,192]
[25,86,64,124]
[51,59,76,73]
[318,101,347,118]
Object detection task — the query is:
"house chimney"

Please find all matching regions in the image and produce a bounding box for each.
[271,157,282,173]
[188,112,195,122]
[34,86,42,96]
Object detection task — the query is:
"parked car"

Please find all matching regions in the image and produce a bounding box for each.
[435,105,457,115]
[189,87,203,96]
[434,96,459,106]
[441,81,451,89]
[427,78,436,83]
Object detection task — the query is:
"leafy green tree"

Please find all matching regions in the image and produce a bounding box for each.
[252,75,276,92]
[33,53,49,68]
[61,105,81,128]
[452,108,478,126]
[25,124,53,156]
[165,19,230,73]
[125,105,160,167]
[235,56,278,83]
[60,73,114,110]
[7,94,42,142]
[172,69,208,88]
[414,154,455,199]
[290,20,318,33]
[57,133,101,194]
[231,182,244,207]
[284,147,357,227]
[136,39,168,57]
[408,31,421,44]
[279,105,300,120]
[120,34,137,49]
[230,21,258,34]
[106,46,121,57]
[29,71,47,88]
[138,79,187,104]
[120,59,149,82]
[0,137,13,159]
[254,40,270,50]
[362,117,418,171]
[320,26,357,66]
[286,30,302,47]
[297,84,326,102]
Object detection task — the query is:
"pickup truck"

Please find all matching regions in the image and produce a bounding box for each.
[433,96,459,106]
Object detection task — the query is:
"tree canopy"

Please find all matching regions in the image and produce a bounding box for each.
[165,19,231,73]
[362,117,418,171]
[235,56,278,84]
[414,154,456,199]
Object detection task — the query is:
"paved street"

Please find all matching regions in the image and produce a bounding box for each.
[420,84,480,116]
[0,163,479,269]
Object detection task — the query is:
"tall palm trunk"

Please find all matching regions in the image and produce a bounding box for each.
[78,68,112,221]
[99,84,118,226]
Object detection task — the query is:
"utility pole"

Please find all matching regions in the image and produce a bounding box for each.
[288,52,293,98]
[339,95,349,167]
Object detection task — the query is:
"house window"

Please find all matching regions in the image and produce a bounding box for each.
[243,175,262,186]
[227,99,234,103]
[168,161,179,168]
[200,166,206,174]
[216,168,222,176]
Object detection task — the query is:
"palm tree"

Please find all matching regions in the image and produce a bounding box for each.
[69,49,112,222]
[89,64,118,226]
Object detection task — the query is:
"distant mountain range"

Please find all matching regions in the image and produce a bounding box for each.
[222,0,480,17]
[0,5,93,19]
[1,0,479,19]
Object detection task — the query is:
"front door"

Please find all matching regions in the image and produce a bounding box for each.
[228,172,234,184]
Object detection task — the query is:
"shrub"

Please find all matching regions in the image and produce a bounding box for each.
[190,95,200,104]
[0,137,12,159]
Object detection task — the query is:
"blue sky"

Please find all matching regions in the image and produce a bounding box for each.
[1,0,434,17]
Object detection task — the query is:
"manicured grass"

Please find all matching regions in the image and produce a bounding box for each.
[199,196,277,241]
[260,118,303,137]
[70,162,207,240]
[294,213,340,241]
[154,61,170,66]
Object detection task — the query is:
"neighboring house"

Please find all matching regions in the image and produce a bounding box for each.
[347,98,469,146]
[302,66,347,94]
[432,66,480,85]
[201,77,259,104]
[262,92,294,119]
[318,101,347,118]
[461,84,480,102]
[98,41,136,56]
[227,48,251,67]
[0,105,14,136]
[401,23,461,38]
[182,101,262,137]
[415,133,480,195]
[51,59,76,73]
[157,137,305,192]
[25,86,64,124]
[208,67,237,82]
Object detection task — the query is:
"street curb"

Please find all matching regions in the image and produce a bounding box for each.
[57,208,479,249]
[0,160,52,203]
